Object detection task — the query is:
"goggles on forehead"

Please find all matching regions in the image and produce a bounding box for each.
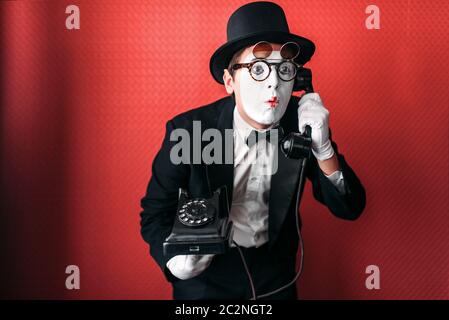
[252,41,300,60]
[231,41,302,82]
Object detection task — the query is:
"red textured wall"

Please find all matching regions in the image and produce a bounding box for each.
[1,0,448,299]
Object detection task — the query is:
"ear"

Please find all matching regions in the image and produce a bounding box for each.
[223,69,234,95]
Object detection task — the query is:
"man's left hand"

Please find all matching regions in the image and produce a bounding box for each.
[297,92,335,161]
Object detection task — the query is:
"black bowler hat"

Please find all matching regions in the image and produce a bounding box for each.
[209,1,315,84]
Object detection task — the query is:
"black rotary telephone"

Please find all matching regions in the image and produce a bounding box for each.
[163,185,234,256]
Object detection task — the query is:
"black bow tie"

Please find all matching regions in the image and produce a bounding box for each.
[245,125,284,148]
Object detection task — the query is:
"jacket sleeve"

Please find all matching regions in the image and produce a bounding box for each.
[139,119,190,283]
[306,130,366,220]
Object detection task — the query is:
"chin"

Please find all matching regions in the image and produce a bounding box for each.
[261,108,285,125]
[257,113,276,125]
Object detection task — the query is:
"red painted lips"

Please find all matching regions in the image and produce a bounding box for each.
[266,97,279,108]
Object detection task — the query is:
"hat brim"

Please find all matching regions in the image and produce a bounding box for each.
[210,31,315,84]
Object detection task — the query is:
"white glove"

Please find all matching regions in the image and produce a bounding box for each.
[297,93,335,161]
[166,254,215,280]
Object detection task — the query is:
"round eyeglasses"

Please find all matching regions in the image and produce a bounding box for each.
[231,59,301,82]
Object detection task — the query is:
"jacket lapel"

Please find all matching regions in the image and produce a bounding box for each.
[267,145,302,249]
[206,96,235,209]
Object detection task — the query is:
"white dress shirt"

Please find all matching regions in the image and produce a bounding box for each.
[229,106,345,248]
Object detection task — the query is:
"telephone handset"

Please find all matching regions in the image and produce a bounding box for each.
[293,67,313,93]
[280,66,314,159]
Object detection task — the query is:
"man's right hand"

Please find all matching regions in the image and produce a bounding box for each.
[166,254,215,280]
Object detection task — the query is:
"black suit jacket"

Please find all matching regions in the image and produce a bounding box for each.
[140,95,366,282]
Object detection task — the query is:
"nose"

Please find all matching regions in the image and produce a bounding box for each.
[266,65,279,90]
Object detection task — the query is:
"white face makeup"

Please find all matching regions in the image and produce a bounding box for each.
[238,50,294,126]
